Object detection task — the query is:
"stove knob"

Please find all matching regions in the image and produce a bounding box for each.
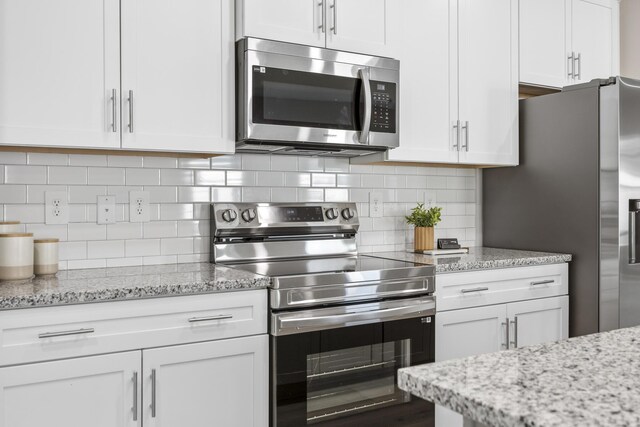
[325,208,339,220]
[221,209,237,223]
[341,208,356,220]
[241,208,257,223]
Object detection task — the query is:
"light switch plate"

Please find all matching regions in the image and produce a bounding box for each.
[97,196,116,224]
[129,191,150,223]
[369,191,383,218]
[45,191,69,225]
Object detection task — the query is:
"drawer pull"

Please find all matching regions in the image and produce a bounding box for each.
[531,280,555,286]
[188,314,233,323]
[460,287,489,294]
[38,328,95,339]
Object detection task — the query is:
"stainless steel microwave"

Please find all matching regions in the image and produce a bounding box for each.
[236,38,400,157]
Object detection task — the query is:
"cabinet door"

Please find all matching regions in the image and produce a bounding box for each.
[458,0,519,166]
[507,296,569,348]
[385,0,459,164]
[120,0,234,153]
[519,0,568,88]
[0,352,141,427]
[325,0,392,57]
[570,0,614,83]
[143,335,268,427]
[238,0,325,47]
[0,0,120,149]
[435,304,507,427]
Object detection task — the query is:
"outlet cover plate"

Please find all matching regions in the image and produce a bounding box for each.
[369,191,383,218]
[97,196,116,224]
[129,191,150,223]
[45,191,69,225]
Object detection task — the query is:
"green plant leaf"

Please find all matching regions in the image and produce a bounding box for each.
[405,203,443,228]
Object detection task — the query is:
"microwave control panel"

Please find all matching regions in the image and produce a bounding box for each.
[370,81,397,133]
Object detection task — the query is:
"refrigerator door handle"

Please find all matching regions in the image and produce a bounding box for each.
[629,200,640,264]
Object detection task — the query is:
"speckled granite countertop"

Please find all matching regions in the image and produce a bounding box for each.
[0,263,269,310]
[398,326,640,427]
[365,247,571,273]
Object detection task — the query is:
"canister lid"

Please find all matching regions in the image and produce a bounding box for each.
[0,233,34,238]
[0,221,20,225]
[34,238,59,243]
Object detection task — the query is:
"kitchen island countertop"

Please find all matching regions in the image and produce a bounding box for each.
[398,325,640,427]
[365,247,571,273]
[0,263,269,310]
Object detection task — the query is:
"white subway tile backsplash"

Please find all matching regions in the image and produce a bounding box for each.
[67,259,107,270]
[362,174,384,188]
[26,185,66,203]
[324,158,350,173]
[325,188,349,202]
[255,171,284,187]
[211,155,242,170]
[337,174,360,188]
[126,239,161,257]
[5,165,47,184]
[396,189,418,203]
[68,223,106,241]
[69,154,108,167]
[147,186,178,203]
[0,185,27,203]
[160,204,194,221]
[177,220,208,237]
[284,172,311,187]
[126,168,160,186]
[161,237,193,255]
[107,222,143,240]
[27,153,68,166]
[270,155,298,171]
[108,186,143,204]
[178,158,210,169]
[68,204,87,223]
[144,221,177,238]
[178,253,209,263]
[447,176,466,190]
[143,255,177,266]
[143,157,178,169]
[194,170,225,186]
[5,204,45,223]
[89,167,125,186]
[242,154,270,171]
[69,186,106,203]
[312,173,336,187]
[178,187,210,203]
[48,166,87,185]
[298,157,324,172]
[193,204,211,220]
[211,187,242,202]
[298,188,324,202]
[242,187,271,202]
[59,241,87,261]
[226,171,255,186]
[161,169,194,186]
[271,187,297,202]
[406,175,427,189]
[1,152,27,164]
[88,240,125,259]
[106,257,143,268]
[25,224,68,241]
[108,155,143,168]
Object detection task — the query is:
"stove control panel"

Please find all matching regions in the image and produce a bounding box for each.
[211,203,359,233]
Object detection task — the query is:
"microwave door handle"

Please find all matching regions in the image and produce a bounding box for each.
[358,68,372,144]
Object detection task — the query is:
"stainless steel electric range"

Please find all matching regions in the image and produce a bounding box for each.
[211,203,435,427]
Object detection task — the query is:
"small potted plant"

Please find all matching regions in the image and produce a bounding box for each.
[405,203,442,251]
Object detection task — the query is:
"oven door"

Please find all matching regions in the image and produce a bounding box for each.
[271,297,435,427]
[240,50,398,148]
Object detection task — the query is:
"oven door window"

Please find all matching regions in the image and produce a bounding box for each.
[252,66,364,131]
[273,316,434,427]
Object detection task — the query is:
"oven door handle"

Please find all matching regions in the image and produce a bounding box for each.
[272,297,435,336]
[358,67,372,144]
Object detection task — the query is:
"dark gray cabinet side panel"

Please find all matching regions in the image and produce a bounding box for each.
[483,88,601,337]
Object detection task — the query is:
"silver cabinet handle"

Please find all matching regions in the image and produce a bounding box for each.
[461,121,469,151]
[188,314,233,323]
[128,90,134,133]
[111,89,117,133]
[452,120,460,151]
[510,317,518,348]
[460,286,488,294]
[568,52,574,79]
[504,317,510,350]
[132,372,138,421]
[358,68,372,144]
[38,328,95,339]
[151,369,157,418]
[318,1,325,32]
[531,279,554,286]
[574,53,581,80]
[330,0,337,34]
[631,210,638,263]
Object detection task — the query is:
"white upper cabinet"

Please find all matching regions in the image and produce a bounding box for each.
[385,0,459,164]
[0,352,141,427]
[0,0,121,149]
[458,0,518,166]
[520,0,568,88]
[520,0,619,88]
[236,0,393,56]
[237,0,325,48]
[120,0,234,153]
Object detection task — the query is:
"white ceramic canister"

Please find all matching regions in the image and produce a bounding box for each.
[34,238,59,276]
[0,222,21,234]
[0,233,34,281]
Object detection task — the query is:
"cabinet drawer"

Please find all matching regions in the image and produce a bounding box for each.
[436,264,568,311]
[0,290,267,366]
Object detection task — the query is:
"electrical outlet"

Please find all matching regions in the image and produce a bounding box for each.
[129,191,150,223]
[97,196,116,224]
[369,191,383,218]
[423,191,435,206]
[45,191,69,225]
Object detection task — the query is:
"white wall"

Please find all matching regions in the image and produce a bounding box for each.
[621,0,640,78]
[0,152,479,270]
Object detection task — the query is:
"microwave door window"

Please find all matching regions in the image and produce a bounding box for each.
[253,67,362,131]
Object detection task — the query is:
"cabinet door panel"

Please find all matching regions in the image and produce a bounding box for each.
[520,0,568,88]
[386,0,459,164]
[0,352,141,427]
[121,0,234,153]
[458,0,518,166]
[0,0,120,149]
[571,0,613,83]
[143,335,268,427]
[507,296,569,348]
[325,0,391,56]
[239,0,324,47]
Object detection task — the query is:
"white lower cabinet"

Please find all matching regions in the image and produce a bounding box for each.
[434,264,570,427]
[142,335,268,427]
[0,351,141,427]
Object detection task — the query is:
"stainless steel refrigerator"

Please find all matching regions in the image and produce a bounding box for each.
[484,76,640,337]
